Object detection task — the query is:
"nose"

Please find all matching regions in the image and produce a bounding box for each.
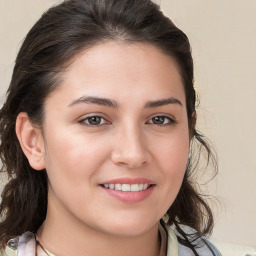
[111,126,151,168]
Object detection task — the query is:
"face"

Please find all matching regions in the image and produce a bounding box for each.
[40,42,190,237]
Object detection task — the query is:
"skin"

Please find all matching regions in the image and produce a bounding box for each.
[17,42,191,256]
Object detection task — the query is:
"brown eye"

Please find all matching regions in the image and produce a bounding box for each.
[87,116,102,125]
[80,116,107,126]
[147,115,175,126]
[152,116,166,124]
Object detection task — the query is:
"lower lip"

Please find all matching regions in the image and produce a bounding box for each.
[101,185,155,203]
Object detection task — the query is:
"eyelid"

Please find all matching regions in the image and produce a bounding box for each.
[146,114,177,126]
[77,113,177,127]
[78,114,111,127]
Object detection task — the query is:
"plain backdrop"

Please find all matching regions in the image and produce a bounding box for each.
[0,0,255,247]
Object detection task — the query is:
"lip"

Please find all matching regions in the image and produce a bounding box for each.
[100,177,155,203]
[101,177,155,185]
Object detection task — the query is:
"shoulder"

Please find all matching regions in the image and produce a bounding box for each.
[0,247,15,256]
[165,224,221,256]
[1,232,35,256]
[0,250,6,256]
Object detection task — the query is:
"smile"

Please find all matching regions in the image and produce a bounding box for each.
[100,178,155,202]
[102,183,150,192]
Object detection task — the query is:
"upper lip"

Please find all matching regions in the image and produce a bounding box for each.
[100,177,155,185]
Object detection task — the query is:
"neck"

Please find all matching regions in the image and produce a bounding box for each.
[37,194,161,256]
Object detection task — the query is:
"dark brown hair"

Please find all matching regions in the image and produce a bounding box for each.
[0,0,217,244]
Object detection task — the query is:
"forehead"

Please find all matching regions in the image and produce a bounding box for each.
[47,42,185,106]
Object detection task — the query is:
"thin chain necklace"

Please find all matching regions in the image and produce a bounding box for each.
[35,236,51,256]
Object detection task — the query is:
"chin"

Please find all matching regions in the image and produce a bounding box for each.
[99,216,159,237]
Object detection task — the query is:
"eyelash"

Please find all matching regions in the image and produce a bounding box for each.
[79,115,177,127]
[79,115,109,127]
[146,115,177,126]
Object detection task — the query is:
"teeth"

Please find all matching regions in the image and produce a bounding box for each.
[122,184,130,191]
[138,184,143,190]
[103,183,150,192]
[109,184,115,189]
[131,184,139,191]
[115,184,122,190]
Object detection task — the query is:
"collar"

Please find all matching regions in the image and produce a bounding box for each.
[3,223,179,256]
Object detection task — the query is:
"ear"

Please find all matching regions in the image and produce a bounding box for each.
[16,112,46,170]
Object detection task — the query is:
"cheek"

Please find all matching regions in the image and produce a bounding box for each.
[43,131,105,184]
[153,130,189,192]
[155,131,189,170]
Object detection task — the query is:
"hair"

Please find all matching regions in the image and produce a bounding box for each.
[0,0,217,245]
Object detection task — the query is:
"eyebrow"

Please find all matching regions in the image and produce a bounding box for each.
[68,96,182,108]
[68,96,119,108]
[144,97,182,108]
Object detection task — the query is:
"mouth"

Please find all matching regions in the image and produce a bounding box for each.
[99,178,155,202]
[100,178,155,202]
[101,183,153,192]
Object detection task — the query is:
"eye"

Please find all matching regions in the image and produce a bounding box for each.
[79,116,108,126]
[147,115,176,126]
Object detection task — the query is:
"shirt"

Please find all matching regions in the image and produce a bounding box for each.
[0,224,220,256]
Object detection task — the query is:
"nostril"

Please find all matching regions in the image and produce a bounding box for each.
[110,140,151,168]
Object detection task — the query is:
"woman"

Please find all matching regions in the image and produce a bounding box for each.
[0,0,220,255]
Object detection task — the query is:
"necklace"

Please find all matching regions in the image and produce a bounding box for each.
[35,236,51,256]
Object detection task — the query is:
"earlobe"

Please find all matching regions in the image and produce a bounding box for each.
[16,112,46,171]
